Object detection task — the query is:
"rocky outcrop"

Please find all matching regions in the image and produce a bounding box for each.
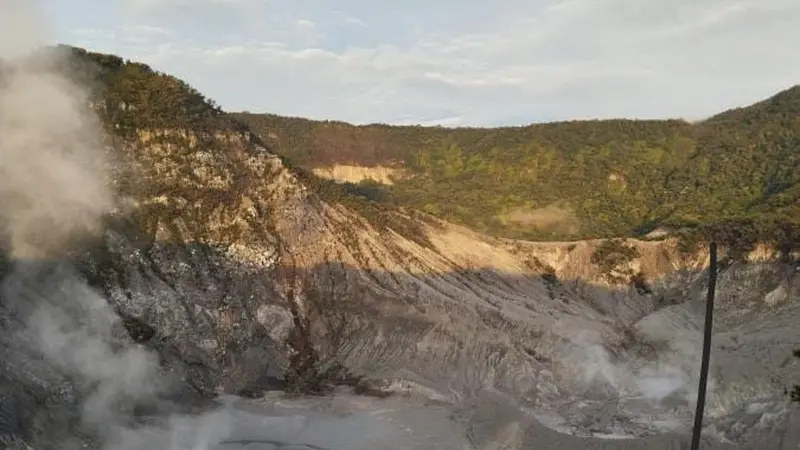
[311,164,407,185]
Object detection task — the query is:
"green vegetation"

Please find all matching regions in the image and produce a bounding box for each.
[9,45,797,249]
[590,239,641,283]
[233,86,800,242]
[26,45,232,135]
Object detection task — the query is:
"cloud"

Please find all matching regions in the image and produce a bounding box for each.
[293,19,324,45]
[124,0,261,14]
[343,16,367,28]
[56,0,800,125]
[296,19,316,30]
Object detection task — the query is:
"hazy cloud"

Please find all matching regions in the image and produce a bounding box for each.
[49,0,800,125]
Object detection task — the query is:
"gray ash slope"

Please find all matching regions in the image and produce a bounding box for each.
[1,46,799,450]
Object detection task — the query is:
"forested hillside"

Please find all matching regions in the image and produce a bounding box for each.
[233,87,800,242]
[6,44,796,247]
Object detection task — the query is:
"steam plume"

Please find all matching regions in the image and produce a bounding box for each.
[561,324,718,431]
[0,2,231,448]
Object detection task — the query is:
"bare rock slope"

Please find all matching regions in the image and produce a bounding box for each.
[1,119,799,450]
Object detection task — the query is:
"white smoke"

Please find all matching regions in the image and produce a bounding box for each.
[562,326,714,409]
[0,1,233,449]
[0,64,111,259]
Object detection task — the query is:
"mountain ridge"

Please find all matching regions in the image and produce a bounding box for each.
[232,84,799,241]
[238,85,800,130]
[0,44,798,450]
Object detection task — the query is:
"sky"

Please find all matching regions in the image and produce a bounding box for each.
[23,0,800,126]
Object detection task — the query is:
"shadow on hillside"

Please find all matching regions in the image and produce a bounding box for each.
[6,236,798,393]
[273,254,796,397]
[5,232,798,384]
[1,237,797,449]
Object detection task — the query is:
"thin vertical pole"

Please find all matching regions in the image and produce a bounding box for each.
[690,241,718,450]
